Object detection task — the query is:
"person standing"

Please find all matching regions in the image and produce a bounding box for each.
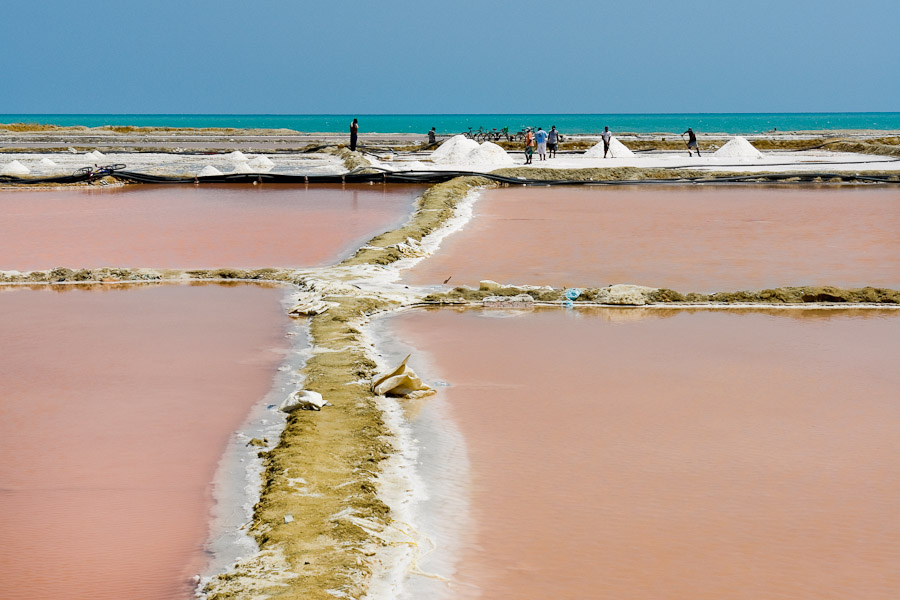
[350,118,359,152]
[601,126,612,158]
[535,126,549,161]
[427,127,436,145]
[547,126,560,158]
[524,128,535,164]
[682,127,700,157]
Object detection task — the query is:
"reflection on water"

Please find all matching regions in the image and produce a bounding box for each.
[388,307,900,600]
[0,283,290,600]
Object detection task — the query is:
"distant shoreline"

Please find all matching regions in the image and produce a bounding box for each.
[3,112,900,136]
[2,122,898,155]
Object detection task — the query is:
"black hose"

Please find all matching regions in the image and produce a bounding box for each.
[4,169,899,187]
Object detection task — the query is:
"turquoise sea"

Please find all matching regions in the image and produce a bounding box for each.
[3,113,899,135]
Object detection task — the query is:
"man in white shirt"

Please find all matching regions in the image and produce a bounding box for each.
[601,126,612,158]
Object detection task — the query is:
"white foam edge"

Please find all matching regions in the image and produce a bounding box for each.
[196,287,310,592]
[362,311,474,600]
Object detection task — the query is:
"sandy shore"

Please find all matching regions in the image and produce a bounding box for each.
[2,123,898,152]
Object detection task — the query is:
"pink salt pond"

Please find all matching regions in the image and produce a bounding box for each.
[402,185,900,292]
[0,283,291,600]
[387,306,900,600]
[0,184,425,271]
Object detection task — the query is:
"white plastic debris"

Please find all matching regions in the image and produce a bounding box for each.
[279,390,330,412]
[372,355,435,399]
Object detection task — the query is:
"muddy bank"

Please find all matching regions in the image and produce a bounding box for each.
[422,283,900,306]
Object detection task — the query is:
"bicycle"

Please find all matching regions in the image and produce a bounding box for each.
[74,163,126,182]
[508,129,527,143]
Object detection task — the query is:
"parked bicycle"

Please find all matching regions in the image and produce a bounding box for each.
[461,127,520,142]
[74,163,126,182]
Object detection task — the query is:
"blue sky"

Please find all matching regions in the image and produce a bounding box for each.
[2,0,897,114]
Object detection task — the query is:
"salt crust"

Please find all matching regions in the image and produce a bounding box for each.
[198,165,223,177]
[584,136,635,158]
[714,136,763,158]
[1,160,30,175]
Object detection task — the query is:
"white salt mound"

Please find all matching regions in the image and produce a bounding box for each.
[198,165,223,177]
[231,162,253,174]
[40,158,58,166]
[1,160,31,175]
[608,137,635,158]
[585,136,634,158]
[248,155,275,169]
[430,135,480,164]
[228,150,249,162]
[468,141,514,166]
[714,136,762,159]
[91,150,106,160]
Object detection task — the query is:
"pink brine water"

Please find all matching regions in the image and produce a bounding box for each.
[402,185,900,291]
[0,283,291,600]
[388,307,900,600]
[0,184,424,271]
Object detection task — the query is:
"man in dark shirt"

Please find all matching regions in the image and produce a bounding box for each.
[350,118,359,152]
[682,127,700,157]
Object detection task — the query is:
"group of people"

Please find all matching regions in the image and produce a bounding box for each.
[348,119,702,161]
[523,126,561,164]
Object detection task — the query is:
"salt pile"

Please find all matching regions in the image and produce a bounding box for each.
[430,136,513,167]
[248,155,275,169]
[430,135,480,164]
[1,160,31,175]
[468,141,514,166]
[231,162,253,174]
[198,165,223,177]
[91,150,106,160]
[714,136,763,159]
[585,136,635,158]
[40,158,58,166]
[228,150,249,162]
